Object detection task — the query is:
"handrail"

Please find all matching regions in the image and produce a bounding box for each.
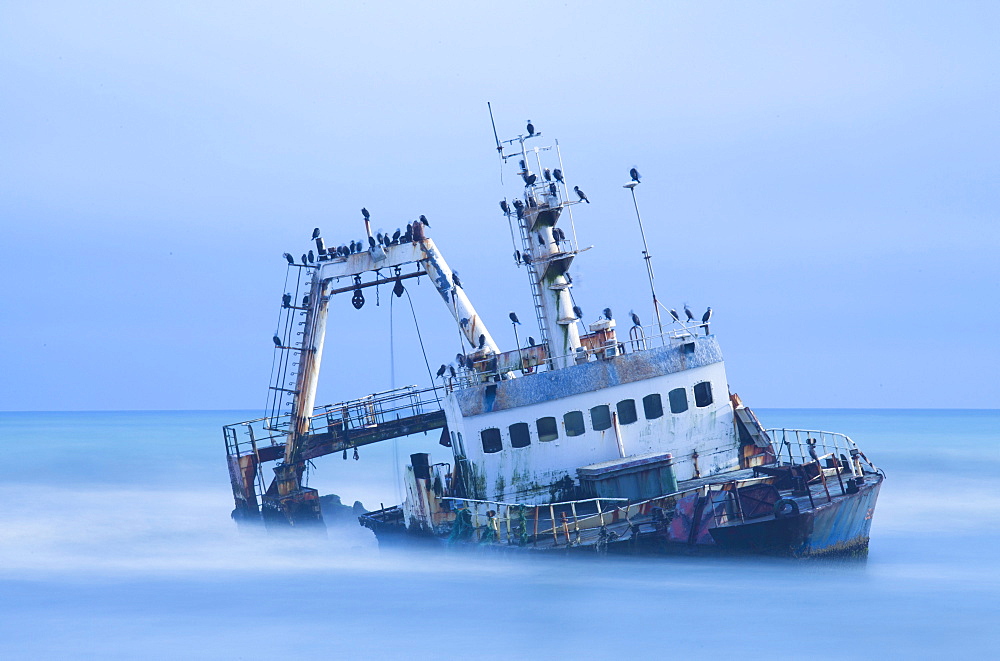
[764,428,879,473]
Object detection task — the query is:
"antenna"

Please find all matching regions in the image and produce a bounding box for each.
[487,102,503,158]
[624,175,665,340]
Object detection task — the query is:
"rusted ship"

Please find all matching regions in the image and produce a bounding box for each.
[224,120,882,557]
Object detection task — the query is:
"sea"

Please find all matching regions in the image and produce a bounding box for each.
[1,409,997,659]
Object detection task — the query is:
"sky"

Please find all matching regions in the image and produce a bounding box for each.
[1,1,997,411]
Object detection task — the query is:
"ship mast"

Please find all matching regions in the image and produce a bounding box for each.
[502,130,584,370]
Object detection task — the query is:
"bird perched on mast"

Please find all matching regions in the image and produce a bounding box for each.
[312,227,321,239]
[669,308,680,323]
[526,120,535,136]
[684,305,694,322]
[702,307,712,323]
[283,252,294,265]
[362,208,370,221]
[573,305,584,319]
[436,364,447,379]
[574,186,590,203]
[631,311,641,327]
[630,167,641,183]
[543,168,552,181]
[509,312,520,325]
[500,200,510,215]
[603,307,613,320]
[552,169,564,183]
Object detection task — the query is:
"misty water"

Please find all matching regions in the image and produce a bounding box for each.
[1,409,997,659]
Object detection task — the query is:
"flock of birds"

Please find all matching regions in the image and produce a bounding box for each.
[280,210,432,267]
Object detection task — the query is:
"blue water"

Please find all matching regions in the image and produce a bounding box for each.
[1,409,997,659]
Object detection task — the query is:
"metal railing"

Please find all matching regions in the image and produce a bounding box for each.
[441,496,629,546]
[765,428,879,473]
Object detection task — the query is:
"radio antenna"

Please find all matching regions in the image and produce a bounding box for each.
[487,101,504,183]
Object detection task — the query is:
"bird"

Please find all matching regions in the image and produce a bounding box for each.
[368,236,376,248]
[519,159,526,172]
[522,173,537,186]
[526,120,535,136]
[312,227,321,239]
[500,200,510,214]
[272,335,282,347]
[669,308,680,322]
[451,272,462,288]
[283,252,294,265]
[419,214,430,227]
[522,252,533,264]
[307,250,315,263]
[513,250,521,264]
[630,167,641,183]
[436,364,447,378]
[301,253,308,265]
[456,353,466,367]
[362,208,370,220]
[382,234,391,248]
[573,305,583,319]
[553,227,565,243]
[449,365,457,378]
[684,305,694,321]
[392,229,401,243]
[512,199,524,220]
[631,311,641,327]
[509,312,520,325]
[282,293,291,307]
[702,307,712,323]
[574,186,590,203]
[537,232,545,246]
[552,169,564,183]
[549,183,557,196]
[528,336,536,346]
[478,334,486,350]
[460,317,469,328]
[603,307,613,320]
[543,168,552,181]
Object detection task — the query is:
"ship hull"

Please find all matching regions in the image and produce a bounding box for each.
[360,473,882,559]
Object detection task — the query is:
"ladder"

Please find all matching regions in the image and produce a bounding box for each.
[516,209,549,351]
[265,263,317,433]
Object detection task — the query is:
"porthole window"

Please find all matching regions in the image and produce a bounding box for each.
[564,411,585,437]
[509,422,531,448]
[694,381,713,408]
[643,394,663,420]
[590,405,612,431]
[617,399,638,425]
[537,416,559,442]
[480,428,502,453]
[668,388,688,414]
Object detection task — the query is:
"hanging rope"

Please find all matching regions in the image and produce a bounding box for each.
[403,286,437,387]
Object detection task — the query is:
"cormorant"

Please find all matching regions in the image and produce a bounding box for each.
[523,173,537,186]
[282,293,291,307]
[460,317,469,328]
[509,312,520,325]
[552,169,564,183]
[702,307,712,323]
[382,235,391,248]
[513,250,521,264]
[419,214,430,227]
[302,294,310,307]
[478,334,486,350]
[312,227,321,239]
[522,252,533,264]
[573,305,583,319]
[631,311,641,327]
[537,232,545,246]
[526,120,535,136]
[272,335,282,347]
[457,353,466,367]
[549,183,557,196]
[574,186,590,203]
[392,229,401,242]
[452,272,462,288]
[603,307,613,320]
[500,200,510,214]
[283,252,294,265]
[301,253,308,265]
[368,236,376,248]
[512,199,524,220]
[630,167,641,183]
[544,168,552,181]
[307,250,315,263]
[436,364,447,378]
[449,365,457,379]
[528,336,536,346]
[362,208,370,221]
[669,308,680,322]
[684,305,694,321]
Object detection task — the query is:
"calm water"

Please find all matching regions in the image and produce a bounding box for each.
[1,409,997,659]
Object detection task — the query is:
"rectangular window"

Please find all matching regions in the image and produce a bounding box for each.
[509,422,531,448]
[537,416,559,442]
[591,405,612,431]
[564,411,585,437]
[480,428,502,453]
[669,388,688,414]
[642,393,664,419]
[694,381,713,407]
[617,399,638,425]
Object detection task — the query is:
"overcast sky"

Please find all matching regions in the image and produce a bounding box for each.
[2,1,997,411]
